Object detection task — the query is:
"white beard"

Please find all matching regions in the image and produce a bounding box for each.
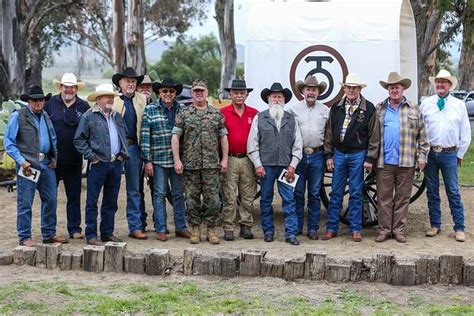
[269,102,284,127]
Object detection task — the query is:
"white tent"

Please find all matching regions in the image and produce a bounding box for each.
[244,0,417,110]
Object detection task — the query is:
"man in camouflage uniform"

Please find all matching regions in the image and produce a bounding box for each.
[171,79,229,244]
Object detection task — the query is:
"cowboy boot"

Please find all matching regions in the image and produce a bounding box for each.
[190,225,201,244]
[206,227,220,245]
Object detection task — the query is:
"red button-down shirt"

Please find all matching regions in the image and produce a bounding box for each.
[221,103,258,154]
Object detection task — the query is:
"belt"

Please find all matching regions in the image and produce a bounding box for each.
[431,146,457,153]
[303,146,323,155]
[110,154,124,162]
[38,153,46,161]
[229,153,247,158]
[127,139,137,146]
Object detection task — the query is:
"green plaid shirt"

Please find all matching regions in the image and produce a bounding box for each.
[140,100,183,168]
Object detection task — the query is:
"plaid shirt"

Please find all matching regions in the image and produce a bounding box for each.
[376,98,429,168]
[140,100,182,168]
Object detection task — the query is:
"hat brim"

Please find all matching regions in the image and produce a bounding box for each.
[87,91,120,102]
[224,87,254,93]
[53,79,86,91]
[340,82,367,89]
[20,93,52,102]
[152,82,183,95]
[112,74,145,87]
[260,88,292,104]
[428,76,458,91]
[379,78,411,90]
[295,80,327,94]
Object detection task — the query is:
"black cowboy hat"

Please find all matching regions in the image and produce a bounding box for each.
[112,67,144,87]
[260,82,292,104]
[224,79,254,93]
[20,86,52,102]
[152,78,183,95]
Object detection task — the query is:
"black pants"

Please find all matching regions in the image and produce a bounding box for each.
[55,164,83,235]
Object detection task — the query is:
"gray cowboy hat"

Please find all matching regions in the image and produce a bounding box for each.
[295,75,327,94]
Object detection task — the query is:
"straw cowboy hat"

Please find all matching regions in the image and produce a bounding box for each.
[295,75,327,94]
[260,82,292,104]
[379,72,412,90]
[152,78,183,95]
[429,69,458,91]
[112,67,144,87]
[340,73,367,89]
[139,75,153,86]
[53,73,86,91]
[224,79,254,93]
[20,86,52,102]
[87,83,119,102]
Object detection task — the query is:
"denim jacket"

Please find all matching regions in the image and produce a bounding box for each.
[74,105,128,162]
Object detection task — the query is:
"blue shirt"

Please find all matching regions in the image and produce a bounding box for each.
[104,112,120,156]
[383,102,400,165]
[160,99,179,128]
[122,96,137,143]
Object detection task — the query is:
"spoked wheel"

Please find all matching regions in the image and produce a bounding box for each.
[320,168,425,227]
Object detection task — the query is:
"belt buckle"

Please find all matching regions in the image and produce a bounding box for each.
[432,146,442,153]
[110,154,116,162]
[304,147,314,155]
[38,153,45,161]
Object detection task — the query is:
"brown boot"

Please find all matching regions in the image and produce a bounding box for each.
[206,227,220,245]
[190,225,201,244]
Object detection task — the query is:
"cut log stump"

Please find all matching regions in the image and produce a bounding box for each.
[215,252,239,277]
[415,256,439,285]
[284,257,305,281]
[463,261,474,287]
[183,248,197,276]
[240,250,266,277]
[304,252,326,280]
[104,242,127,273]
[83,245,105,273]
[71,253,82,270]
[124,253,145,274]
[260,253,284,278]
[59,252,72,271]
[440,255,463,285]
[193,254,213,275]
[325,263,351,282]
[375,254,395,283]
[391,260,416,286]
[0,251,13,266]
[13,246,36,266]
[145,249,170,276]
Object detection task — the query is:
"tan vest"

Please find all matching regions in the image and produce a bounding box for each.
[113,92,146,144]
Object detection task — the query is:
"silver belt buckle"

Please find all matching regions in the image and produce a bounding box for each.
[432,146,442,153]
[110,154,116,162]
[38,153,45,161]
[303,147,314,155]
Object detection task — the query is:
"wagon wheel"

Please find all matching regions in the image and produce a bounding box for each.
[320,168,425,227]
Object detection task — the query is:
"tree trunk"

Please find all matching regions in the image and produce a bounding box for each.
[215,0,236,97]
[126,0,146,73]
[25,31,43,88]
[458,3,473,91]
[113,0,125,72]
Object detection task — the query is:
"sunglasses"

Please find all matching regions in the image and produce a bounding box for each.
[160,89,176,94]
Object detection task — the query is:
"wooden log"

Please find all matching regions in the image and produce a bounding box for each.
[46,243,62,270]
[104,242,127,273]
[284,257,306,281]
[145,248,170,276]
[215,252,239,277]
[375,254,395,283]
[304,252,326,280]
[59,252,72,271]
[35,244,47,268]
[193,254,212,275]
[71,253,82,270]
[183,248,197,276]
[0,251,13,266]
[463,261,474,286]
[350,259,364,282]
[439,255,463,285]
[124,253,145,274]
[240,250,266,277]
[83,245,105,273]
[415,256,440,285]
[260,254,284,278]
[390,260,416,286]
[325,263,351,282]
[13,246,36,266]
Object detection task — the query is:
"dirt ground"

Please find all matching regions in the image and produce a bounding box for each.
[0,178,472,261]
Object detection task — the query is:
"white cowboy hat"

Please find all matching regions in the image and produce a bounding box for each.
[429,69,458,91]
[53,73,86,91]
[340,73,367,89]
[87,83,119,102]
[379,72,412,90]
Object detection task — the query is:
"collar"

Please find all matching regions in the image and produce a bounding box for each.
[120,93,135,101]
[337,95,366,111]
[382,96,411,109]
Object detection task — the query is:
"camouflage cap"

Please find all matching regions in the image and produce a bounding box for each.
[192,79,208,91]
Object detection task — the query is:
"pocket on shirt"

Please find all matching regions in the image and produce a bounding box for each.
[407,115,418,129]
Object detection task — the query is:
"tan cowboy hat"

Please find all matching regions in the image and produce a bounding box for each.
[379,72,412,90]
[139,75,153,86]
[429,69,458,91]
[53,73,86,91]
[87,83,119,102]
[340,73,367,89]
[295,75,327,94]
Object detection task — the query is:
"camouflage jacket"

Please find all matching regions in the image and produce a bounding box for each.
[172,104,227,170]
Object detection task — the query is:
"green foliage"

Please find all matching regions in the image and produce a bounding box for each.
[149,35,222,97]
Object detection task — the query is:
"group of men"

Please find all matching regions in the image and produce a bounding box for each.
[4,66,470,247]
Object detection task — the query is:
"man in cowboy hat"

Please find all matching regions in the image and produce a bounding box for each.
[420,69,471,242]
[112,67,148,240]
[322,73,380,242]
[374,72,429,243]
[4,86,68,246]
[287,75,329,240]
[45,73,90,240]
[220,79,258,241]
[172,79,229,245]
[141,78,191,241]
[247,82,303,245]
[74,84,128,245]
[136,75,153,104]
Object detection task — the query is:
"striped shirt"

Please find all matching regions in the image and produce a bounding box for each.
[340,97,361,141]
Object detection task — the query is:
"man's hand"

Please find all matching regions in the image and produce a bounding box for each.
[144,162,154,177]
[458,158,463,167]
[174,160,184,174]
[285,166,296,183]
[220,158,228,173]
[363,162,373,172]
[21,161,32,177]
[48,162,56,169]
[326,158,334,171]
[417,161,426,171]
[255,166,266,178]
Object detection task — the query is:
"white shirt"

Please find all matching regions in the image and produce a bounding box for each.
[420,94,471,159]
[287,100,329,148]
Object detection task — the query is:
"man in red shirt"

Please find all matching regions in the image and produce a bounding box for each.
[220,79,258,241]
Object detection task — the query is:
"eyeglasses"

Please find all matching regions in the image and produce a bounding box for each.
[160,89,176,94]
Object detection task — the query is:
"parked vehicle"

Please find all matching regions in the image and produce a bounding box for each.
[464,91,474,117]
[452,90,467,100]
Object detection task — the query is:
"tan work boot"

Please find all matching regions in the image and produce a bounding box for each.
[425,227,440,237]
[206,227,220,245]
[455,231,466,242]
[190,225,201,244]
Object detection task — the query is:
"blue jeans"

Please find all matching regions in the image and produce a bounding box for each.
[326,149,366,233]
[295,151,325,233]
[425,151,465,232]
[16,162,57,241]
[55,164,82,235]
[85,160,122,240]
[152,164,187,233]
[124,145,143,233]
[259,166,298,238]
